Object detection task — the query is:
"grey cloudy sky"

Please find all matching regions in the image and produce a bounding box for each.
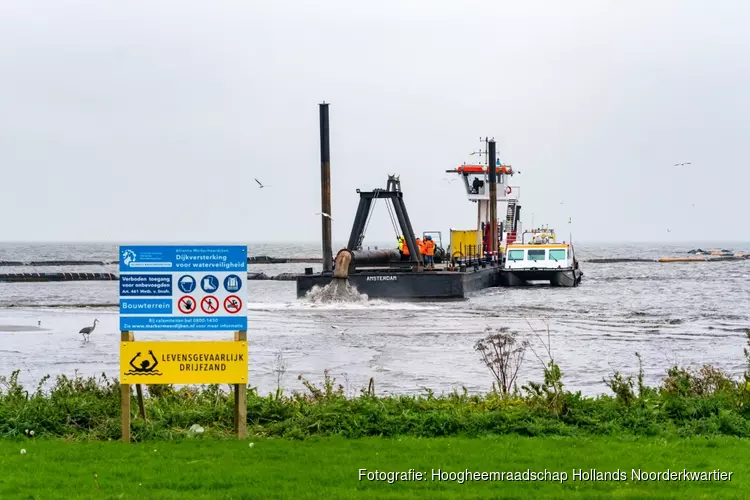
[1,1,747,243]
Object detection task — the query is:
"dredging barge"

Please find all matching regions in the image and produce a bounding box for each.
[296,104,522,299]
[295,173,502,299]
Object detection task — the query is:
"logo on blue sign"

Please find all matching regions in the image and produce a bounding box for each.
[178,275,196,293]
[224,274,242,293]
[201,275,219,293]
[122,249,137,266]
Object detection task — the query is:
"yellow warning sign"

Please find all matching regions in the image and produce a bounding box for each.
[120,341,248,384]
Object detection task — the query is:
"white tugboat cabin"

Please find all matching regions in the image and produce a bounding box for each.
[500,226,583,287]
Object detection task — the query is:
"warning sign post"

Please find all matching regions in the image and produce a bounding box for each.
[118,245,248,443]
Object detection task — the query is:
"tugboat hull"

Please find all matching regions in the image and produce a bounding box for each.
[499,268,582,287]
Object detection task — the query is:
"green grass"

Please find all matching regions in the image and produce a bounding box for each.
[1,436,748,499]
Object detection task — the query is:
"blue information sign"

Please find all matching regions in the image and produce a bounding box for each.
[118,245,247,332]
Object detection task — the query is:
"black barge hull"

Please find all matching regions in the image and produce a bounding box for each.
[297,267,501,300]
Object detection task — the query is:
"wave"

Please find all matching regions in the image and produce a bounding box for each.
[246,300,441,312]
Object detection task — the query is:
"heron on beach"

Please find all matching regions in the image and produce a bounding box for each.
[79,319,98,342]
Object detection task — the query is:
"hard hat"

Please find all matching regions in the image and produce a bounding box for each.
[426,235,432,240]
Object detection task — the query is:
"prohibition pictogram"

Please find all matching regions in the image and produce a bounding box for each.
[200,295,218,314]
[224,295,242,314]
[178,295,196,314]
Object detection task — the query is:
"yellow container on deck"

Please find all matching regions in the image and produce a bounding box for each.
[450,229,481,259]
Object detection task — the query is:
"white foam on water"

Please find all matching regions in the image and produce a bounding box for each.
[246,279,442,312]
[305,280,368,303]
[246,301,441,312]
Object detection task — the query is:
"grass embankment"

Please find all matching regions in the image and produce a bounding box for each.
[5,331,750,441]
[4,330,750,497]
[2,436,747,498]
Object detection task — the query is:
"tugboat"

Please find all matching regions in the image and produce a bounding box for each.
[499,226,583,287]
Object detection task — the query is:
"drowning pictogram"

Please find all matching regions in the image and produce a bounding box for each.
[178,295,196,314]
[124,350,162,376]
[224,295,242,314]
[201,296,218,314]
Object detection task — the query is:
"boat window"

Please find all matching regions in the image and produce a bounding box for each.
[468,174,485,195]
[527,249,546,261]
[508,250,525,261]
[549,249,566,261]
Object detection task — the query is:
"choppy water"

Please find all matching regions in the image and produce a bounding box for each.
[1,242,749,397]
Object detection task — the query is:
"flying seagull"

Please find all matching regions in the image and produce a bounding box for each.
[315,212,333,221]
[673,162,691,167]
[442,177,457,183]
[331,325,349,337]
[254,178,271,188]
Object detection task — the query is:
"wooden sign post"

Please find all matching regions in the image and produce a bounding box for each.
[120,330,248,442]
[118,245,249,443]
[234,330,247,439]
[121,330,133,443]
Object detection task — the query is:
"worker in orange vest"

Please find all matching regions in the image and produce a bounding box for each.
[401,235,410,260]
[424,235,435,269]
[416,237,425,257]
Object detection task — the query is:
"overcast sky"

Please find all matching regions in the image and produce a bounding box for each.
[1,0,747,244]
